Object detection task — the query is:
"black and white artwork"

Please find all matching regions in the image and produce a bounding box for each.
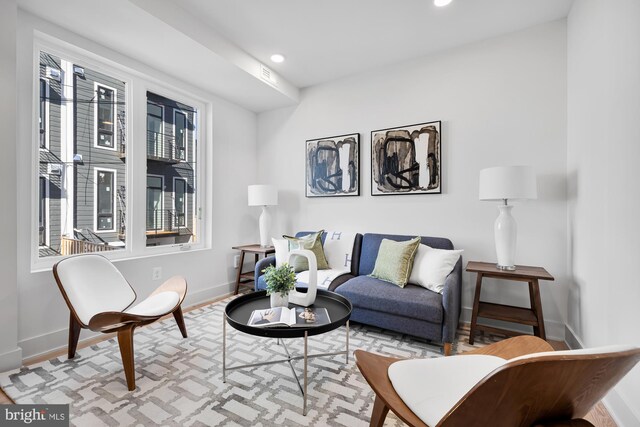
[306,133,359,197]
[371,121,441,195]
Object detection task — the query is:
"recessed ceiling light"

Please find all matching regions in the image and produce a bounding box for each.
[270,54,285,63]
[434,0,452,6]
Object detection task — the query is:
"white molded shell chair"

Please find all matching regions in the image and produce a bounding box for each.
[53,254,188,390]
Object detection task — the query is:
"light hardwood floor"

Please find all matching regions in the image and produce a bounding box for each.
[0,298,618,426]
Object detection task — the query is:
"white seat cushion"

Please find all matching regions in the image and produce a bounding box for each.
[388,355,506,426]
[124,291,180,317]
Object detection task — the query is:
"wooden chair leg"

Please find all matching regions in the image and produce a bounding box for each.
[68,314,82,359]
[173,306,188,338]
[443,342,452,356]
[117,325,137,391]
[370,395,390,427]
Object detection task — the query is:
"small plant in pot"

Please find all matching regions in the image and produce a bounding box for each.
[263,263,296,308]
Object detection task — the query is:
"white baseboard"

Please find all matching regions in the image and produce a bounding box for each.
[460,306,565,341]
[0,347,22,372]
[565,324,640,427]
[18,281,235,361]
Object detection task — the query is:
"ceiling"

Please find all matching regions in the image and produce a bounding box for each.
[16,0,573,112]
[177,0,574,88]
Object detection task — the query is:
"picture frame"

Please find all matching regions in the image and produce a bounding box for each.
[305,133,360,198]
[371,121,441,196]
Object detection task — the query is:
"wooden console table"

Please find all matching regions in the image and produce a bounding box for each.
[466,261,554,345]
[232,244,275,295]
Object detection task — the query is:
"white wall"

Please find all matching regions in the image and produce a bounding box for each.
[567,0,640,425]
[258,21,568,339]
[0,0,23,371]
[14,12,260,359]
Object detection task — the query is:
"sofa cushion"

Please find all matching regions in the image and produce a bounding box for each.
[370,237,421,287]
[335,275,443,324]
[284,231,329,271]
[359,233,454,276]
[408,244,464,294]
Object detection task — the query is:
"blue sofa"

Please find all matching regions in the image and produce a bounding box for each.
[255,232,462,355]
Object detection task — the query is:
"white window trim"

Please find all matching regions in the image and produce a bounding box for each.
[93,82,118,151]
[172,177,187,227]
[29,32,209,272]
[147,174,165,231]
[39,78,50,150]
[38,175,50,247]
[173,109,188,162]
[93,167,117,233]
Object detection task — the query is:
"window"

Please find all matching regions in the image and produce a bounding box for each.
[146,175,164,231]
[174,111,187,161]
[95,84,116,149]
[38,177,47,246]
[173,178,186,227]
[39,79,47,148]
[32,42,204,268]
[146,92,198,247]
[147,102,163,158]
[95,169,116,231]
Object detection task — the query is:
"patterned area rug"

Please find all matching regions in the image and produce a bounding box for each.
[0,296,504,426]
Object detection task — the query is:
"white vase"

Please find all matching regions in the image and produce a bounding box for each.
[270,292,289,308]
[287,249,317,307]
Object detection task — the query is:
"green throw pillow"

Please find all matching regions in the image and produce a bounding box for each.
[283,231,329,272]
[370,237,421,287]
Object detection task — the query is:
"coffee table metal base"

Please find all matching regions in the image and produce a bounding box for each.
[222,314,350,416]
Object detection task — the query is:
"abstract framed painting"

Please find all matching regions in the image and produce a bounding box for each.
[371,121,441,196]
[305,133,360,197]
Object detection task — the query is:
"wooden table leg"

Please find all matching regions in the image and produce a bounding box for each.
[468,273,483,345]
[234,250,246,295]
[529,279,546,340]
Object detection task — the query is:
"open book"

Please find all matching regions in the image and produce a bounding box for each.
[248,306,331,328]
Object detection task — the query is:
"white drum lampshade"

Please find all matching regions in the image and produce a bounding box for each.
[248,185,278,247]
[479,166,537,270]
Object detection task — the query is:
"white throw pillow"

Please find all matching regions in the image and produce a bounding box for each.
[408,244,463,293]
[271,238,290,268]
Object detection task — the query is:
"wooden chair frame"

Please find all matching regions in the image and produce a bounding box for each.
[355,336,640,427]
[53,255,188,391]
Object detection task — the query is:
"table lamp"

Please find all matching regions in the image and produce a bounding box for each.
[248,184,278,247]
[479,166,537,270]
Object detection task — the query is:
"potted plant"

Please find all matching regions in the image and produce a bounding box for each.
[263,263,296,308]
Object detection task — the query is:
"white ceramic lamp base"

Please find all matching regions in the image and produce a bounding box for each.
[494,205,517,270]
[258,206,271,248]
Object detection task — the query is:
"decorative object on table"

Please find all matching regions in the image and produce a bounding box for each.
[287,249,318,307]
[247,306,330,327]
[262,263,296,308]
[248,184,278,247]
[371,121,441,195]
[283,230,329,271]
[305,133,359,197]
[479,165,537,270]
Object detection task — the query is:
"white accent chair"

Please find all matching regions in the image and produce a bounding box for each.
[355,336,640,427]
[53,254,188,391]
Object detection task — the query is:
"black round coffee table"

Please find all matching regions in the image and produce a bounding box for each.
[223,289,352,415]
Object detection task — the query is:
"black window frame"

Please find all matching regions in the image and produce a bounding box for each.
[39,79,46,149]
[96,169,115,231]
[174,178,186,227]
[96,85,115,149]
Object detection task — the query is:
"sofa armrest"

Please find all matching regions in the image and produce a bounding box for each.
[254,255,276,291]
[441,257,463,344]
